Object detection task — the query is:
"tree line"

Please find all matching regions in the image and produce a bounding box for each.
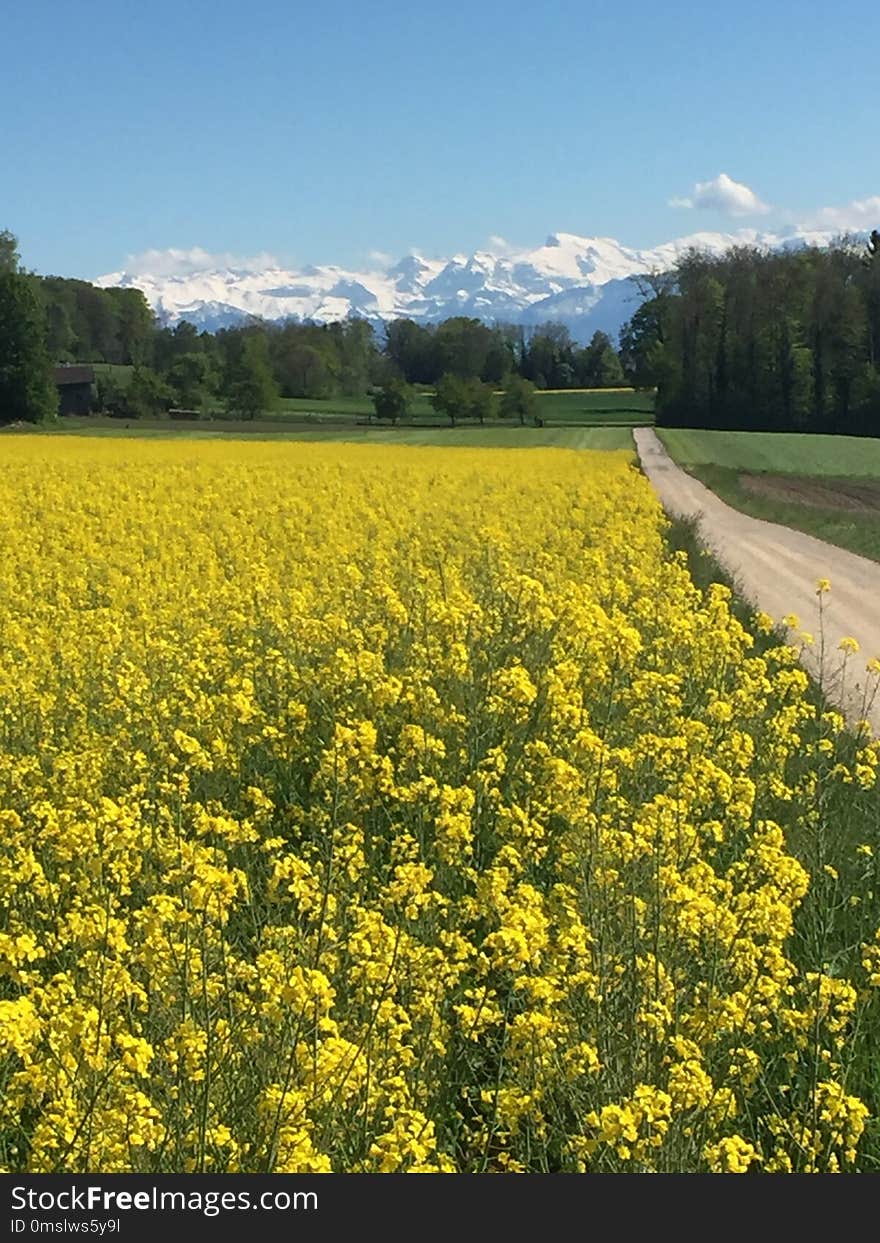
[622,232,880,435]
[37,268,627,398]
[0,231,58,423]
[383,318,624,389]
[6,225,880,431]
[93,322,556,425]
[1,228,636,424]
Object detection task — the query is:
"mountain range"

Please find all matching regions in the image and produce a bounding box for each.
[95,226,846,342]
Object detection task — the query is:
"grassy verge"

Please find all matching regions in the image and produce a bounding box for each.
[276,393,435,419]
[659,428,880,477]
[686,463,880,562]
[3,419,635,452]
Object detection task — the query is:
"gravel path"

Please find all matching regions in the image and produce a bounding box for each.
[634,428,880,734]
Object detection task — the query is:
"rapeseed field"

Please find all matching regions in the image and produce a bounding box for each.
[0,436,878,1173]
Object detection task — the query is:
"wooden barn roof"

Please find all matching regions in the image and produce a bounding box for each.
[53,366,95,386]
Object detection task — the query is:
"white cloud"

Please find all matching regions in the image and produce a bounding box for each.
[366,249,393,268]
[798,195,880,233]
[670,173,770,217]
[122,247,280,277]
[487,234,520,257]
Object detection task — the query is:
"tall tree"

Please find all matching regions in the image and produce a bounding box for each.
[619,298,666,389]
[431,373,468,426]
[372,378,411,425]
[109,288,155,365]
[0,263,58,424]
[435,317,495,380]
[167,352,216,411]
[641,236,880,435]
[862,230,880,369]
[521,324,575,388]
[499,375,537,425]
[275,341,335,399]
[44,300,75,361]
[0,230,20,274]
[125,367,172,418]
[384,318,439,384]
[576,330,625,387]
[225,333,279,419]
[465,379,495,424]
[334,318,377,396]
[481,330,515,384]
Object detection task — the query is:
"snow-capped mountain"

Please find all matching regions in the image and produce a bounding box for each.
[95,227,849,342]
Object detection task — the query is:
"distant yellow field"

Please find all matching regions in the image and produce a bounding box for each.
[535,386,651,394]
[0,436,876,1173]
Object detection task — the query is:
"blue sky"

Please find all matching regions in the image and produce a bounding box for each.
[5,0,878,278]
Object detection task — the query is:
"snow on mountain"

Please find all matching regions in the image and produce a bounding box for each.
[95,226,849,342]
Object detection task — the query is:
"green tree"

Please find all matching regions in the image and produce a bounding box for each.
[45,300,75,361]
[619,298,665,388]
[862,229,880,369]
[0,230,20,274]
[384,318,439,384]
[465,379,495,424]
[38,278,85,360]
[371,378,411,424]
[435,317,495,380]
[334,319,377,396]
[167,352,216,411]
[829,279,868,430]
[647,238,880,434]
[772,316,814,430]
[109,288,155,365]
[225,334,279,419]
[277,342,335,399]
[432,374,495,425]
[576,330,625,387]
[499,375,537,425]
[521,324,575,388]
[123,367,172,419]
[0,264,57,424]
[73,282,121,361]
[96,371,128,416]
[154,321,204,373]
[481,330,515,384]
[596,345,625,387]
[431,373,468,426]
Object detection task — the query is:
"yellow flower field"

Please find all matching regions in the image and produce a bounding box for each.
[0,436,878,1173]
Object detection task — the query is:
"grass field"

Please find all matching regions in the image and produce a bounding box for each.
[257,424,635,450]
[66,379,654,426]
[276,394,436,420]
[685,464,880,563]
[659,429,880,476]
[660,430,880,562]
[88,363,134,385]
[532,388,654,422]
[275,388,654,425]
[9,418,634,452]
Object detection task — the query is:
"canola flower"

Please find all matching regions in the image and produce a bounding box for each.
[0,435,878,1174]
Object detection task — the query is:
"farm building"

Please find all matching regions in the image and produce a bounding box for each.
[53,365,95,416]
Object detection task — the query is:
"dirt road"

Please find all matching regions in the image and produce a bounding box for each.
[634,428,880,734]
